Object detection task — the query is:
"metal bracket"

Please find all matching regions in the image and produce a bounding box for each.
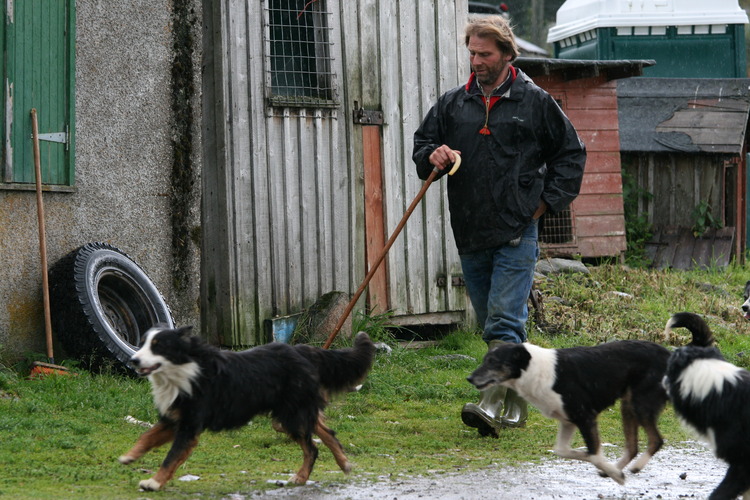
[352,101,384,125]
[436,275,465,287]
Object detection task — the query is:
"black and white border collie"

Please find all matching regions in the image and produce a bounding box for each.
[467,322,712,485]
[741,280,750,320]
[663,312,750,500]
[119,326,375,491]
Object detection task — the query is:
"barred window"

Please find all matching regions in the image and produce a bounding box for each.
[540,207,575,245]
[265,0,337,107]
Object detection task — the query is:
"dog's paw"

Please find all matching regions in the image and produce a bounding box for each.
[118,455,136,465]
[610,470,626,485]
[288,474,308,485]
[598,468,626,485]
[139,478,163,491]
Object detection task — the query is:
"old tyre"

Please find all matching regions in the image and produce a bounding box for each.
[49,242,174,372]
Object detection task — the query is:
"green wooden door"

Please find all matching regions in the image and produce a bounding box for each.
[2,0,75,187]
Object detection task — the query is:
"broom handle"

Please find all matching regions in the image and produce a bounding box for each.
[31,109,55,364]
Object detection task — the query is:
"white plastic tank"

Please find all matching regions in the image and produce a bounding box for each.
[548,0,749,43]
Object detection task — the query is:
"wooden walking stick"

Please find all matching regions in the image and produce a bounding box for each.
[322,155,462,349]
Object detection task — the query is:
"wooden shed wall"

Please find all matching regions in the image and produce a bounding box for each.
[530,74,627,258]
[341,1,469,325]
[201,0,470,346]
[622,151,746,260]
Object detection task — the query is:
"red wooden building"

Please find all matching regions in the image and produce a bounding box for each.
[515,57,653,259]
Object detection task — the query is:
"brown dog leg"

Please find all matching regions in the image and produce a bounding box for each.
[288,435,319,485]
[629,418,663,473]
[118,421,175,465]
[615,400,639,471]
[138,435,200,491]
[315,416,351,473]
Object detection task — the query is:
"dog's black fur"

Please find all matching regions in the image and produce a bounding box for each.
[119,326,375,491]
[664,312,750,500]
[467,321,712,485]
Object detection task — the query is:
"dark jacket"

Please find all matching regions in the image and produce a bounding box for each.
[413,67,586,254]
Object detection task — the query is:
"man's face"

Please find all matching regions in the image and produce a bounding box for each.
[468,35,511,88]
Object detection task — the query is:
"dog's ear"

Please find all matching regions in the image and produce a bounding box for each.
[175,325,194,337]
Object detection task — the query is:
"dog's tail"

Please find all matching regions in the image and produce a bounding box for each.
[664,312,715,347]
[295,332,376,395]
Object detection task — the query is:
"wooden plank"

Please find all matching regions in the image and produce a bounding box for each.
[266,117,290,314]
[573,236,627,257]
[340,1,367,309]
[565,108,619,131]
[691,228,732,268]
[574,214,625,238]
[582,151,621,174]
[571,193,624,216]
[362,125,389,313]
[658,110,747,129]
[564,89,618,110]
[671,229,699,269]
[651,227,680,269]
[711,227,735,266]
[414,2,444,312]
[688,99,749,111]
[580,172,624,195]
[314,109,334,295]
[644,229,664,265]
[535,75,611,90]
[232,0,261,343]
[656,128,745,150]
[575,129,620,152]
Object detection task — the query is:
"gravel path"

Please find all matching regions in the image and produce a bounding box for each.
[251,441,725,500]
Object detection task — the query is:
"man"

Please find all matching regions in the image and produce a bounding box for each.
[413,15,586,437]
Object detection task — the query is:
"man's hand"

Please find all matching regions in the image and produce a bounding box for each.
[533,200,547,220]
[429,145,461,171]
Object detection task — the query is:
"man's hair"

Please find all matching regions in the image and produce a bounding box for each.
[464,15,519,62]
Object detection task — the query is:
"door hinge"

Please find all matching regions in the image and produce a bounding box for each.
[33,125,69,150]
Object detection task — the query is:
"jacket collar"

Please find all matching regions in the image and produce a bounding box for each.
[465,65,525,101]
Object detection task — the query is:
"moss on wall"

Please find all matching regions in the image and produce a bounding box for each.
[170,0,197,292]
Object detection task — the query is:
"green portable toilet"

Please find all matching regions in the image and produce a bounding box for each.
[547,0,749,77]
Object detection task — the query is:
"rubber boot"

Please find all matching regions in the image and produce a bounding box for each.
[461,339,508,437]
[461,384,507,437]
[500,388,528,428]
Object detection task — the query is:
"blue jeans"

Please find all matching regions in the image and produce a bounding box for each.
[459,221,539,344]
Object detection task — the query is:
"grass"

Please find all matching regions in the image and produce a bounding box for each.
[2,262,750,498]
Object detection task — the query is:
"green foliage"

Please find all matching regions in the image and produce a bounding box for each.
[622,170,654,267]
[351,309,398,345]
[691,199,722,237]
[2,263,750,498]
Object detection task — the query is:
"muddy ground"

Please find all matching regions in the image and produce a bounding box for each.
[249,441,726,499]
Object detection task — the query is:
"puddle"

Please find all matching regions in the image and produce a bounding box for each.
[253,442,724,499]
